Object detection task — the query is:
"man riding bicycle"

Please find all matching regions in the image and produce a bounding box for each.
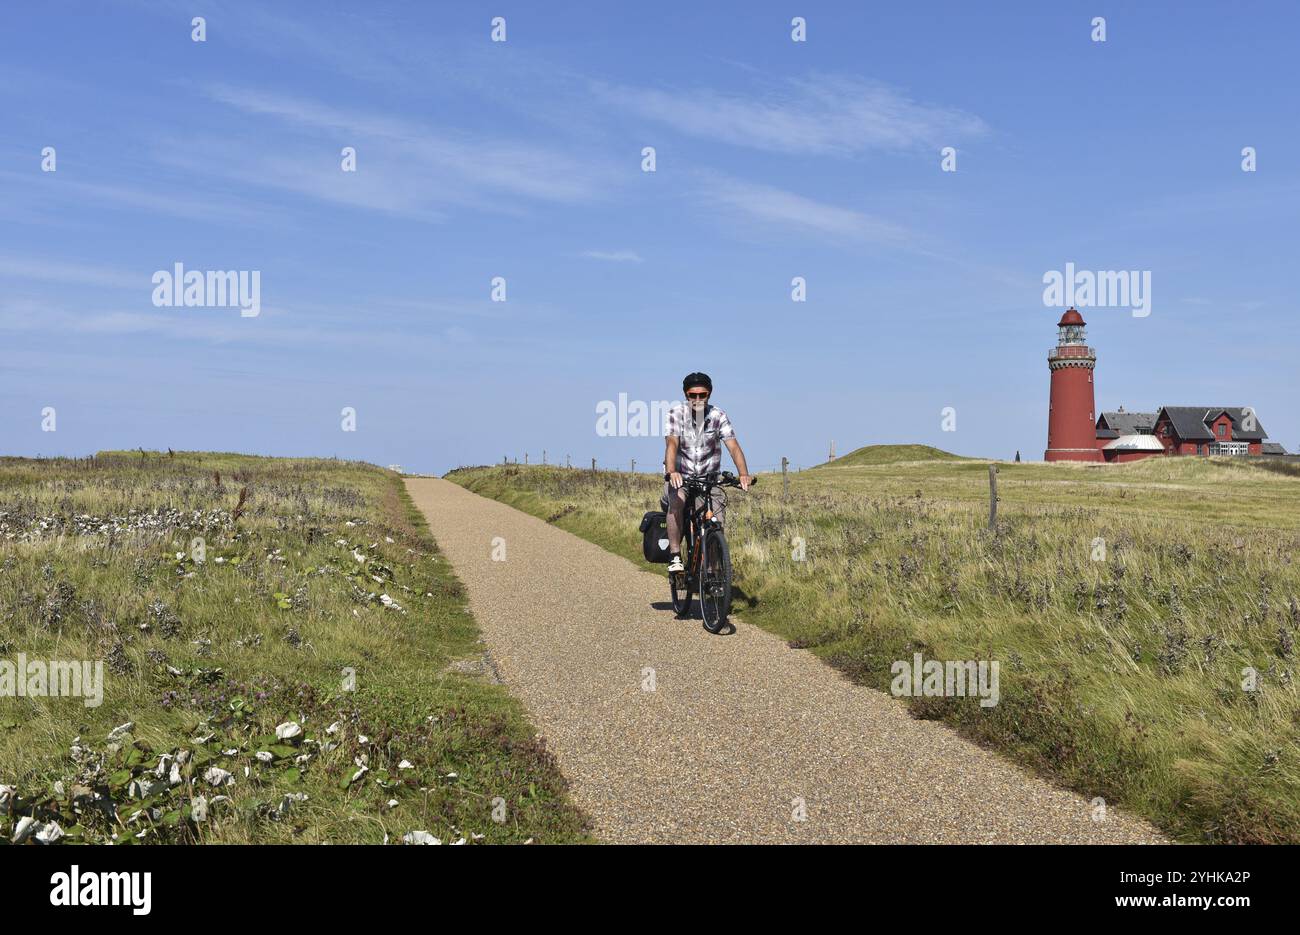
[663,372,752,574]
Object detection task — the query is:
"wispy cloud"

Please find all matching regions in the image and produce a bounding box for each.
[0,288,560,353]
[191,85,617,216]
[0,291,317,342]
[0,169,266,225]
[580,250,644,263]
[597,74,987,156]
[0,256,142,290]
[697,173,913,245]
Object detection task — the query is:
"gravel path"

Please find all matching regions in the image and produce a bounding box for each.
[406,477,1167,844]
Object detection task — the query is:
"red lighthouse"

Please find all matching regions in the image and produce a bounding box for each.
[1045,308,1104,462]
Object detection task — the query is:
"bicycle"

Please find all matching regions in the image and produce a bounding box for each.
[664,470,756,633]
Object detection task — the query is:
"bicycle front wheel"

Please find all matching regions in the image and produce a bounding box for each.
[670,564,693,618]
[699,528,732,633]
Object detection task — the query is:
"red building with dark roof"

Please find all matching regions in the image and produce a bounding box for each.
[1095,407,1269,460]
[1150,407,1267,456]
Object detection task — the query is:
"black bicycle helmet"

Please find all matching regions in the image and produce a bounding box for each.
[682,372,713,393]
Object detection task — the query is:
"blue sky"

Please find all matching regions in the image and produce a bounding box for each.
[3,1,1297,473]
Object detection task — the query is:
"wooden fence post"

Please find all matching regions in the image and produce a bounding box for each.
[988,464,999,529]
[782,457,789,500]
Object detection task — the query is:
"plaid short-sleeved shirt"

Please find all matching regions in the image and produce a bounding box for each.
[664,402,736,476]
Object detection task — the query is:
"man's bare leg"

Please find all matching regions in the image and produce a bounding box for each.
[666,486,686,554]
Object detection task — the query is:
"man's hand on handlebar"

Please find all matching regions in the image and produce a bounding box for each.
[669,471,683,490]
[717,471,756,490]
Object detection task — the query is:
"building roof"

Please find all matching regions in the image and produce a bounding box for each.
[1156,407,1267,442]
[1261,442,1289,455]
[1098,410,1157,436]
[1057,308,1085,326]
[1104,434,1165,451]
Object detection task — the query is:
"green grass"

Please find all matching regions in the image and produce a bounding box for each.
[448,454,1300,844]
[0,451,590,844]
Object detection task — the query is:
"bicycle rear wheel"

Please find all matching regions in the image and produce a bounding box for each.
[699,528,732,633]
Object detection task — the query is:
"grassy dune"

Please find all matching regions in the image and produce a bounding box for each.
[822,443,970,466]
[449,451,1300,843]
[0,452,589,844]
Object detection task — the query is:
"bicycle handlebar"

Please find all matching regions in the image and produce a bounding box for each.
[662,470,757,489]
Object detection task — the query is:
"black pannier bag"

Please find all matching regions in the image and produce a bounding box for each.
[639,511,671,563]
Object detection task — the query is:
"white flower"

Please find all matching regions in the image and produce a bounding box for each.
[402,831,441,845]
[33,821,65,844]
[203,767,234,787]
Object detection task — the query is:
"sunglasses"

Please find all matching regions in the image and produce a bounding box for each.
[686,391,709,399]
